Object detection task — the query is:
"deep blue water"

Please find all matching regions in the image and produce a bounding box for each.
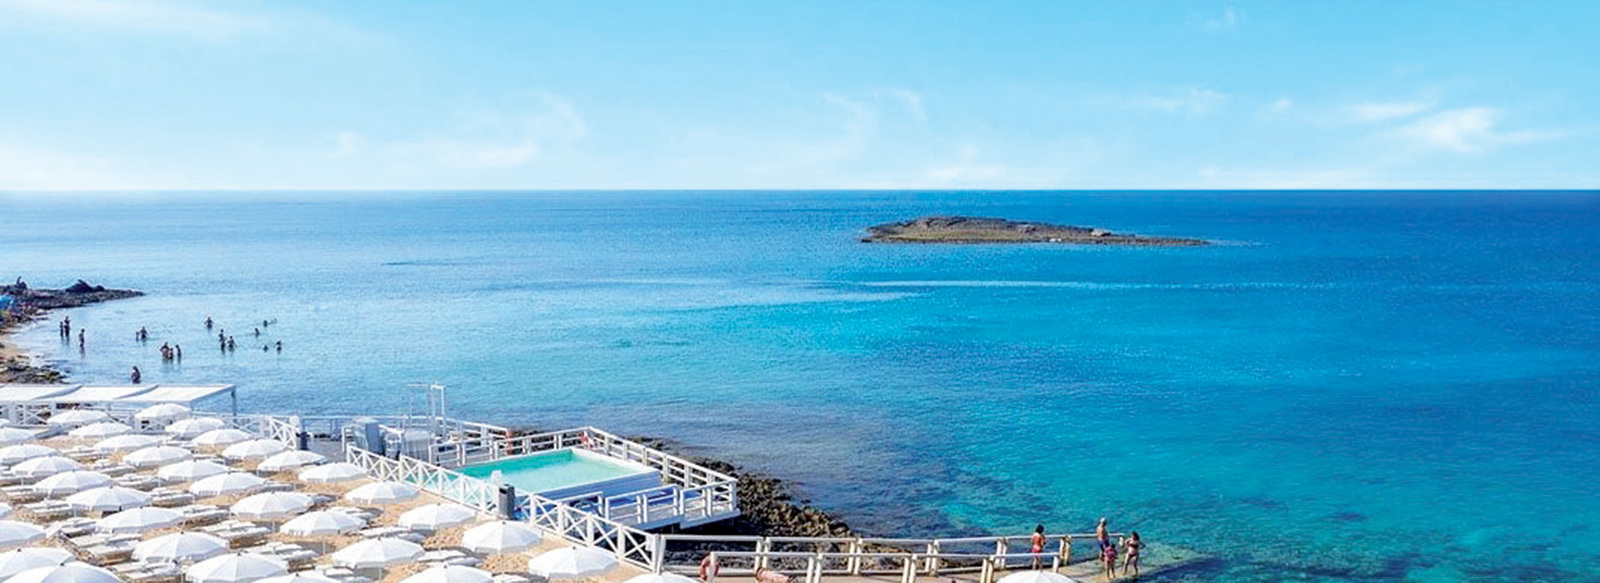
[4,191,1598,582]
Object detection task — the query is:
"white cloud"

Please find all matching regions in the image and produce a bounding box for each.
[874,88,927,123]
[1199,7,1237,30]
[331,92,589,170]
[1345,100,1435,123]
[1387,107,1560,153]
[0,0,267,39]
[1132,88,1229,114]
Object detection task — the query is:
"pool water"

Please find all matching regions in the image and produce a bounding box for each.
[458,448,661,498]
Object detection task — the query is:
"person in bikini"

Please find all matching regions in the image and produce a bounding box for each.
[1121,531,1142,578]
[1030,524,1047,568]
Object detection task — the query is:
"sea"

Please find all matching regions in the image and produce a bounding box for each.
[3,191,1597,582]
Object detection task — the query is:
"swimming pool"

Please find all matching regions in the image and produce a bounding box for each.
[457,448,662,500]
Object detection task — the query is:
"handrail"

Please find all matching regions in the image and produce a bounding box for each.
[700,550,1073,583]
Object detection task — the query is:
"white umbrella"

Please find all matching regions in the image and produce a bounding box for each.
[0,444,56,465]
[123,445,193,468]
[186,552,288,583]
[158,459,231,482]
[10,456,85,478]
[191,428,253,447]
[221,439,288,461]
[93,434,161,452]
[0,428,34,446]
[189,472,266,497]
[134,532,228,563]
[995,571,1082,583]
[400,565,493,583]
[460,520,543,554]
[280,510,365,537]
[344,481,419,505]
[298,462,367,483]
[332,537,424,569]
[258,574,340,583]
[7,563,120,583]
[98,506,183,533]
[256,450,326,472]
[0,548,73,579]
[166,417,226,439]
[0,521,45,549]
[33,470,112,497]
[68,422,133,439]
[230,492,313,521]
[398,503,477,531]
[622,573,702,583]
[526,547,618,579]
[66,486,151,512]
[135,403,192,421]
[46,409,109,427]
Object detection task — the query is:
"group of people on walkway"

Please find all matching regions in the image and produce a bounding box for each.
[1029,517,1141,580]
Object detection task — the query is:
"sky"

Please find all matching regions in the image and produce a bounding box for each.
[0,0,1596,191]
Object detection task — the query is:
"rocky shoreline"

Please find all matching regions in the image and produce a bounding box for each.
[863,216,1208,246]
[0,279,143,384]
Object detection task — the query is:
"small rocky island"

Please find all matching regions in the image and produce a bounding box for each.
[862,216,1207,246]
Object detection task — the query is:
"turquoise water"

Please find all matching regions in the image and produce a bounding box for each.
[458,449,652,494]
[3,191,1597,581]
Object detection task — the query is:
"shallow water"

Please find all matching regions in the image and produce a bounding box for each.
[4,191,1598,581]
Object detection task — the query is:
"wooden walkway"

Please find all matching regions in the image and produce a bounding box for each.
[691,543,1207,583]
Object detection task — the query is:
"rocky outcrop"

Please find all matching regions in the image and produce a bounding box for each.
[0,278,143,383]
[862,216,1207,246]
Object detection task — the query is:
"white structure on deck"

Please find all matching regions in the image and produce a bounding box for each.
[0,384,237,426]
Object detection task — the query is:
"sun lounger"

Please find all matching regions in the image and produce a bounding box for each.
[1,485,45,503]
[21,499,74,521]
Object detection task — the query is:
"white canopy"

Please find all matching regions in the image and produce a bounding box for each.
[157,459,231,482]
[344,481,420,505]
[123,445,192,468]
[186,553,288,583]
[133,532,228,563]
[280,510,365,537]
[0,444,56,465]
[134,403,192,421]
[622,573,702,583]
[459,520,543,554]
[6,562,121,583]
[400,565,493,583]
[45,410,110,427]
[258,574,340,583]
[995,571,1083,583]
[67,422,132,439]
[165,417,225,439]
[97,507,183,533]
[189,472,266,497]
[298,462,367,484]
[331,537,424,569]
[0,428,34,446]
[257,450,326,472]
[398,503,477,531]
[9,456,82,478]
[0,548,73,580]
[33,470,112,497]
[92,434,161,452]
[0,521,46,549]
[230,492,313,521]
[526,547,618,579]
[221,439,288,461]
[191,428,253,447]
[65,486,151,512]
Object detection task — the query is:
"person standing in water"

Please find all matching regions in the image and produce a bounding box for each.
[274,340,282,353]
[175,344,182,361]
[204,316,213,330]
[78,329,85,349]
[130,366,141,384]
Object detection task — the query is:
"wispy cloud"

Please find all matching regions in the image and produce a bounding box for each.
[1131,88,1229,114]
[873,88,927,123]
[1344,100,1436,123]
[332,92,589,170]
[1198,6,1237,30]
[1386,107,1560,153]
[0,0,267,39]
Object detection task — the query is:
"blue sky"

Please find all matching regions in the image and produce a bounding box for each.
[1,0,1596,190]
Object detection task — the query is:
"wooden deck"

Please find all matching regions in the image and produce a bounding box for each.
[689,543,1208,583]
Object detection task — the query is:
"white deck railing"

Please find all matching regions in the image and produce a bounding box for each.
[662,532,1122,581]
[423,426,739,527]
[344,443,665,570]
